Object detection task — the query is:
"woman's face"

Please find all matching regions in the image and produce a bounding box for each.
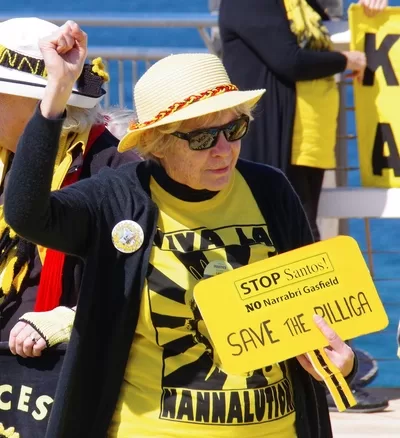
[0,94,38,152]
[156,110,242,191]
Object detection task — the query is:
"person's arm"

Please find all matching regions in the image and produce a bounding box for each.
[4,105,104,257]
[219,0,347,83]
[308,0,331,21]
[9,306,76,358]
[4,21,103,257]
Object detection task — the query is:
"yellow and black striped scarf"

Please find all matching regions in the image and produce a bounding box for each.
[283,0,332,51]
[0,131,90,306]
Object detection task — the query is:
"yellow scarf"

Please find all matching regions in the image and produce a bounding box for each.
[0,421,20,438]
[0,130,90,302]
[283,0,332,51]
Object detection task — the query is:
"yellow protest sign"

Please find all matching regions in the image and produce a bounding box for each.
[349,5,400,187]
[193,236,388,375]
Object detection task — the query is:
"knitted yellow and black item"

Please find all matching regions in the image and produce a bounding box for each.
[306,349,357,412]
[0,45,47,77]
[76,57,110,98]
[91,57,110,82]
[0,423,20,438]
[283,0,332,51]
[19,306,76,348]
[0,43,109,99]
[0,130,90,307]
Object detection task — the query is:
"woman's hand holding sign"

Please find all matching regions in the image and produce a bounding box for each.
[359,0,388,17]
[296,314,355,381]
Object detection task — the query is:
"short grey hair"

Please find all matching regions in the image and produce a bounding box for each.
[62,104,104,135]
[62,105,137,140]
[102,106,136,140]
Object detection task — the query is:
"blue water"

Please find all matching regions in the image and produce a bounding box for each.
[1,0,399,386]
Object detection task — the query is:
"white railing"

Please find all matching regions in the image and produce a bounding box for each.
[0,13,218,54]
[86,47,209,108]
[0,13,217,108]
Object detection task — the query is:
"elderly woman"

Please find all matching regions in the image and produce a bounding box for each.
[0,17,140,436]
[5,21,356,438]
[0,17,140,344]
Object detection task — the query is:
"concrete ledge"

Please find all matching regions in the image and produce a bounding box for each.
[319,187,400,219]
[324,20,350,50]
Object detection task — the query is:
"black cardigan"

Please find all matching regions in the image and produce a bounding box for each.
[0,125,140,339]
[5,107,332,437]
[219,0,347,172]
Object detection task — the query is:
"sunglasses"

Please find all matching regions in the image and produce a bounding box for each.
[171,114,250,151]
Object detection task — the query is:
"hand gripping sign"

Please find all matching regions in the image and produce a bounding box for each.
[193,236,388,412]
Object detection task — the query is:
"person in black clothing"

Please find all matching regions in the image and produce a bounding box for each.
[0,17,140,436]
[0,17,139,346]
[219,0,367,241]
[4,21,357,438]
[219,0,388,413]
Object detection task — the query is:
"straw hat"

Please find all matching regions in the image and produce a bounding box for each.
[118,53,265,152]
[0,17,108,109]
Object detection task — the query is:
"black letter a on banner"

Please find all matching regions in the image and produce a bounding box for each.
[363,33,400,86]
[372,123,400,176]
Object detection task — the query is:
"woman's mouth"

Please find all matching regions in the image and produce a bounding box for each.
[209,165,230,174]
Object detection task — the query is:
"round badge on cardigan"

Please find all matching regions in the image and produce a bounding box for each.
[112,220,144,254]
[204,260,233,279]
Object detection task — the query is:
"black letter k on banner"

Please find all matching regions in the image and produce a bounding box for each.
[363,33,400,86]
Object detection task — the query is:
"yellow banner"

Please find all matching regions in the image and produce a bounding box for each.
[350,5,400,187]
[193,236,388,375]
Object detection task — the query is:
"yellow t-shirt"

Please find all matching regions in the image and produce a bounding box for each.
[291,77,339,169]
[282,0,340,170]
[109,171,296,438]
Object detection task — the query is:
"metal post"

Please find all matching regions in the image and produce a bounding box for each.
[336,74,349,236]
[364,218,375,278]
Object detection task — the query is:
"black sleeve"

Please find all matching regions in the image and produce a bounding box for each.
[219,0,347,83]
[307,0,330,21]
[281,170,315,249]
[4,105,105,258]
[345,353,358,384]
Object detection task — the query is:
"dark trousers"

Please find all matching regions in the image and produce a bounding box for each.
[286,164,325,242]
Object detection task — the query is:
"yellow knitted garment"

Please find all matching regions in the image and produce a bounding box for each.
[283,0,332,51]
[283,0,339,169]
[0,130,90,302]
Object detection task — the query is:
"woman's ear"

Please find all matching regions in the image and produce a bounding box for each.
[142,130,165,159]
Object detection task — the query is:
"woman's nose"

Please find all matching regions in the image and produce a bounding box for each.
[211,132,231,156]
